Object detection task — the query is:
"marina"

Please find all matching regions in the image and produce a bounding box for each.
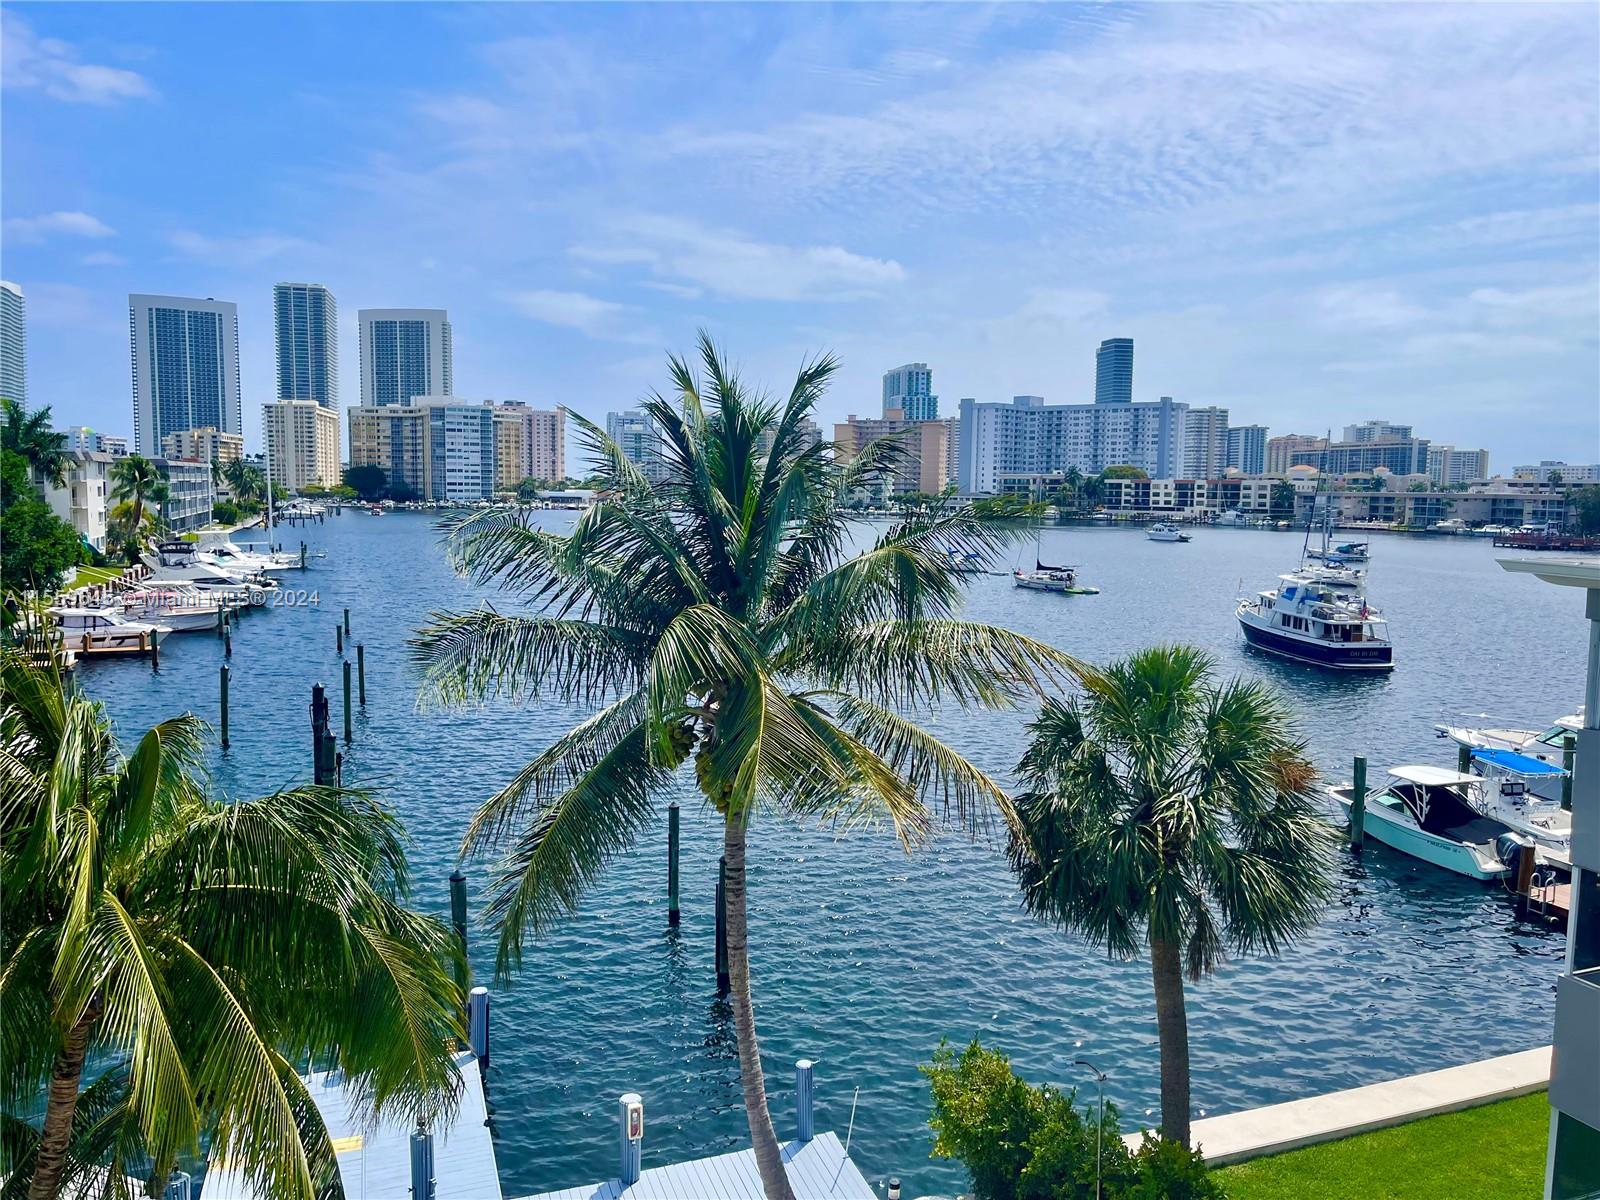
[65,512,1585,1197]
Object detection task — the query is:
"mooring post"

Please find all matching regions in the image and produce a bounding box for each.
[715,855,730,996]
[1514,842,1537,919]
[1350,755,1367,849]
[449,869,469,1004]
[468,986,490,1065]
[336,623,343,655]
[300,541,307,570]
[796,1059,815,1142]
[310,684,331,784]
[357,643,367,705]
[618,1093,643,1186]
[667,802,681,927]
[149,631,159,669]
[343,607,350,637]
[1562,734,1575,811]
[342,659,353,743]
[219,665,230,750]
[224,623,232,658]
[409,1120,435,1200]
[1457,743,1471,774]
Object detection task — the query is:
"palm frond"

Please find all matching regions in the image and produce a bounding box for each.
[412,608,650,707]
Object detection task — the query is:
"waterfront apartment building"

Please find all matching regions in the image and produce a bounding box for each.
[1292,437,1431,476]
[358,308,452,407]
[957,393,1187,494]
[1426,445,1490,486]
[57,426,129,456]
[1226,424,1269,475]
[882,363,937,421]
[129,294,242,456]
[834,411,956,496]
[150,457,215,533]
[36,450,112,552]
[1342,419,1413,443]
[1265,433,1327,475]
[607,409,666,481]
[1,280,25,404]
[349,397,494,502]
[1183,405,1230,479]
[1094,338,1133,405]
[162,426,243,467]
[274,283,338,407]
[263,401,341,492]
[1327,479,1570,530]
[100,435,129,457]
[492,402,567,490]
[1516,461,1600,483]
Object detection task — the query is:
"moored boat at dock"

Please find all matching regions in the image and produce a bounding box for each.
[1328,765,1520,880]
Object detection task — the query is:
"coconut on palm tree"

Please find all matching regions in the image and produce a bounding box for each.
[413,334,1083,1199]
[0,654,466,1199]
[1,399,68,490]
[1007,645,1334,1148]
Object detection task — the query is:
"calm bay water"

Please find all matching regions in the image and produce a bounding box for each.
[76,514,1583,1197]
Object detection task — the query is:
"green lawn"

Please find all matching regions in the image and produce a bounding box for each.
[68,564,127,588]
[1215,1092,1549,1199]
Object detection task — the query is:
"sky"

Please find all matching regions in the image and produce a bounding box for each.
[3,1,1598,470]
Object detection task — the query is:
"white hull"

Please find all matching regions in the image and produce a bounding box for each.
[1331,790,1508,880]
[126,606,219,632]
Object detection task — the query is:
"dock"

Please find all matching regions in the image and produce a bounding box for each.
[511,1131,876,1200]
[202,1050,500,1200]
[1492,532,1600,552]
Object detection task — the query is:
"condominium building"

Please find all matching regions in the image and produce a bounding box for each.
[1342,419,1413,443]
[58,426,128,455]
[1515,461,1600,483]
[348,397,492,502]
[263,401,341,492]
[1426,445,1490,486]
[882,363,937,421]
[162,426,244,467]
[607,409,665,481]
[1,280,25,405]
[37,450,112,552]
[1226,424,1269,475]
[274,283,338,407]
[100,436,129,458]
[1265,434,1328,476]
[492,402,567,489]
[1094,338,1133,405]
[129,294,242,456]
[957,393,1187,494]
[1291,437,1431,476]
[358,308,452,407]
[833,411,957,496]
[1183,405,1230,479]
[148,457,215,533]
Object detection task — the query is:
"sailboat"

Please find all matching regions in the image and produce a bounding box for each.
[1013,534,1099,594]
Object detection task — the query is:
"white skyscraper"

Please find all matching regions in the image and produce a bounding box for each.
[1,281,25,405]
[274,283,338,407]
[1183,405,1230,478]
[128,294,242,457]
[359,308,453,407]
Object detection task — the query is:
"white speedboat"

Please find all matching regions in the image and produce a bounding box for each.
[1306,540,1369,564]
[941,548,987,575]
[1467,749,1571,860]
[198,540,301,574]
[118,586,222,632]
[49,607,171,653]
[1147,522,1191,543]
[1435,710,1582,769]
[1237,571,1392,670]
[1214,510,1248,527]
[1328,766,1519,880]
[146,541,277,601]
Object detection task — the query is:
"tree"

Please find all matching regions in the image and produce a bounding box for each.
[413,334,1083,1198]
[1100,465,1148,481]
[0,399,68,490]
[1548,469,1564,486]
[344,464,388,501]
[109,455,162,545]
[1063,466,1085,509]
[1270,481,1297,516]
[1571,485,1600,535]
[1080,475,1105,509]
[0,655,465,1200]
[224,458,264,504]
[1007,645,1334,1148]
[1,450,84,596]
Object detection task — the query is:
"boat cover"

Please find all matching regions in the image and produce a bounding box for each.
[1471,748,1566,776]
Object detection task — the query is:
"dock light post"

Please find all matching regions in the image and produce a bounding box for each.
[468,986,490,1065]
[795,1059,815,1142]
[1350,755,1367,849]
[409,1119,435,1200]
[618,1093,644,1186]
[1072,1057,1109,1200]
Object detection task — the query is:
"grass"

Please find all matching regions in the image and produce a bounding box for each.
[69,564,127,588]
[1214,1092,1549,1199]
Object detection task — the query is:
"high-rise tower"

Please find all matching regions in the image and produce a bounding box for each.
[274,283,338,407]
[1094,338,1133,405]
[358,308,452,407]
[129,293,242,456]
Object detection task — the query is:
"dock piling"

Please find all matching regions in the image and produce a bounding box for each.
[715,856,730,995]
[357,643,367,704]
[342,660,353,743]
[219,665,230,750]
[149,632,159,669]
[468,986,490,1065]
[1457,743,1471,774]
[409,1120,436,1200]
[336,623,343,655]
[311,685,332,785]
[796,1059,815,1142]
[618,1093,644,1186]
[449,870,469,1003]
[667,802,681,927]
[1562,734,1575,810]
[1349,755,1367,849]
[224,623,232,658]
[343,607,350,637]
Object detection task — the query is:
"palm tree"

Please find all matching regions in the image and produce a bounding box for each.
[413,334,1083,1199]
[109,455,162,537]
[1080,474,1105,510]
[223,458,264,504]
[1063,466,1084,510]
[0,655,465,1200]
[1,398,68,490]
[1007,645,1334,1148]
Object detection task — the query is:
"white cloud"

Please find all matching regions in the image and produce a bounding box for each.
[168,230,310,266]
[504,289,656,343]
[3,211,117,243]
[1316,286,1428,330]
[1,13,153,105]
[572,216,906,302]
[79,251,128,268]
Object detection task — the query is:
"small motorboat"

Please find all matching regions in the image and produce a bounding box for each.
[941,548,987,575]
[1147,522,1191,543]
[1306,541,1369,564]
[1328,765,1521,880]
[1214,510,1248,527]
[1467,749,1571,860]
[49,607,171,655]
[119,586,221,633]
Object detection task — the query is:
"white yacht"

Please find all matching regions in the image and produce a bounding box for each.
[198,540,301,574]
[145,541,277,601]
[1328,766,1519,880]
[1013,558,1099,594]
[1435,710,1582,769]
[1466,749,1571,860]
[118,586,222,632]
[1147,522,1191,543]
[49,607,171,653]
[1237,570,1392,670]
[1214,510,1249,527]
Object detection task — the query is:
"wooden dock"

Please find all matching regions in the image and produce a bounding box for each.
[1492,532,1600,552]
[511,1131,876,1200]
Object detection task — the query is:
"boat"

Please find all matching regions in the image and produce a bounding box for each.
[198,537,303,573]
[941,548,987,575]
[1236,570,1392,670]
[1214,510,1248,527]
[1328,765,1521,880]
[1147,522,1191,543]
[1434,710,1582,769]
[1431,519,1467,534]
[48,607,171,654]
[118,586,222,632]
[1306,540,1369,564]
[1466,749,1571,858]
[145,541,278,601]
[1014,563,1099,593]
[368,504,384,515]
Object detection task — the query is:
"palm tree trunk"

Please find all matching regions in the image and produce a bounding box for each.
[1150,936,1192,1147]
[29,997,100,1200]
[722,817,796,1200]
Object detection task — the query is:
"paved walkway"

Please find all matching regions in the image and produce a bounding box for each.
[1123,1046,1551,1165]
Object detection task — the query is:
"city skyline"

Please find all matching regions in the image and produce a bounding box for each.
[2,4,1596,465]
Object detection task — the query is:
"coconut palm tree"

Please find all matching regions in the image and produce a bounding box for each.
[1007,645,1334,1148]
[413,334,1084,1199]
[1063,466,1084,510]
[108,455,162,537]
[0,654,465,1200]
[1,399,68,490]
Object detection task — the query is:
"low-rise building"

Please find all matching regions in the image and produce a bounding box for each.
[37,450,113,553]
[263,400,341,492]
[1327,478,1571,529]
[1099,477,1210,514]
[349,398,494,503]
[162,426,244,467]
[151,457,215,533]
[1515,461,1600,483]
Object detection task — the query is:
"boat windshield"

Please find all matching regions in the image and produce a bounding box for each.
[1390,781,1506,843]
[1535,725,1577,747]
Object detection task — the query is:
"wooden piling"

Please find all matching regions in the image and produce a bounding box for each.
[1562,734,1575,811]
[1513,843,1536,919]
[450,870,470,1016]
[311,684,332,785]
[715,855,730,995]
[343,659,353,744]
[219,665,230,749]
[224,623,232,658]
[667,802,681,926]
[357,643,367,705]
[1457,743,1471,774]
[336,623,343,654]
[1350,755,1367,849]
[343,607,350,637]
[149,631,158,668]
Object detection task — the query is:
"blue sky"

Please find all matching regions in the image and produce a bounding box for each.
[3,2,1597,469]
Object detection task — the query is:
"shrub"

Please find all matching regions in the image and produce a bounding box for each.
[212,500,240,525]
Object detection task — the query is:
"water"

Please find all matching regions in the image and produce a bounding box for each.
[75,515,1583,1196]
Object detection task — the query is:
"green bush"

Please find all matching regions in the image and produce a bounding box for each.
[212,500,241,525]
[924,1040,1219,1200]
